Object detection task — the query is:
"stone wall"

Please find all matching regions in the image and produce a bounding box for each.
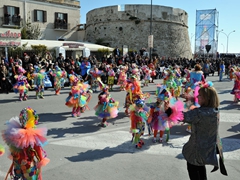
[85,5,192,58]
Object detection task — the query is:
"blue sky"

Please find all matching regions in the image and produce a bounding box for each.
[79,0,240,53]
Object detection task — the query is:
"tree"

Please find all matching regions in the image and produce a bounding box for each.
[21,12,41,40]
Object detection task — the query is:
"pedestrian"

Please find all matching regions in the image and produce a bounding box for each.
[219,61,225,81]
[182,82,228,180]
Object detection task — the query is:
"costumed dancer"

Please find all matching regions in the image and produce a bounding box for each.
[107,65,115,91]
[89,65,103,92]
[148,61,156,83]
[33,65,46,99]
[230,68,240,103]
[173,66,183,100]
[125,75,143,115]
[13,66,30,101]
[129,99,149,148]
[78,80,92,114]
[52,66,67,95]
[148,85,184,143]
[65,74,82,117]
[1,107,50,180]
[131,64,141,80]
[94,85,119,127]
[117,65,128,91]
[163,68,177,98]
[141,65,151,87]
[185,64,205,102]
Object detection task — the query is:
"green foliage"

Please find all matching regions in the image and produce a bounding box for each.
[97,48,110,54]
[31,44,47,57]
[21,12,41,40]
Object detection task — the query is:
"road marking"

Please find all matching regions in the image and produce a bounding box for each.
[50,131,240,161]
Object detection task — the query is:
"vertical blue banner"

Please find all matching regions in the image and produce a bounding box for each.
[195,9,218,55]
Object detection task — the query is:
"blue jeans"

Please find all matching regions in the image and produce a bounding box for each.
[219,72,223,81]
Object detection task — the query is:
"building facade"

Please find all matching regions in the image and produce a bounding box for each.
[85,5,192,58]
[0,0,80,40]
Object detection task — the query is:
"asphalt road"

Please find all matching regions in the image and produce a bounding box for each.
[0,75,239,180]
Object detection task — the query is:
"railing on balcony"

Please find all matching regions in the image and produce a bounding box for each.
[1,17,22,27]
[54,21,70,30]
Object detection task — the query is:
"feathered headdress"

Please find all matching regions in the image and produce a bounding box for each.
[156,84,171,101]
[19,107,39,129]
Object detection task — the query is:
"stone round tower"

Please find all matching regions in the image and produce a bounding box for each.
[85,4,192,58]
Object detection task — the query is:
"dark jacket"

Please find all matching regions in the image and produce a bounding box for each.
[182,107,227,176]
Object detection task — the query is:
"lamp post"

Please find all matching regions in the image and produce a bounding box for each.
[190,33,195,54]
[221,43,225,53]
[216,29,223,54]
[149,0,153,60]
[219,30,235,53]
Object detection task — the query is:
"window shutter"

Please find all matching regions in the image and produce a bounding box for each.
[15,7,20,15]
[4,6,7,14]
[34,10,37,21]
[43,11,47,22]
[64,13,68,22]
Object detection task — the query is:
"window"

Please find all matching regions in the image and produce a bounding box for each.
[3,5,20,25]
[34,10,47,22]
[54,12,68,29]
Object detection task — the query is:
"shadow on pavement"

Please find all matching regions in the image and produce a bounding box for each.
[227,123,240,133]
[38,111,70,123]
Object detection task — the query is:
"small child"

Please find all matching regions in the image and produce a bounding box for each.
[94,86,119,127]
[130,99,149,148]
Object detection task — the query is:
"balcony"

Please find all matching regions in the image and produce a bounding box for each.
[34,0,80,8]
[54,22,70,31]
[1,17,22,28]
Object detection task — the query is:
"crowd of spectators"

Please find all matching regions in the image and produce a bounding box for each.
[1,49,240,94]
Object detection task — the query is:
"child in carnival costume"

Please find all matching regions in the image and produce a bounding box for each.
[117,65,128,91]
[163,68,178,98]
[33,65,46,99]
[124,75,143,115]
[1,107,50,180]
[173,66,183,99]
[230,68,240,102]
[131,64,141,81]
[13,66,30,101]
[184,64,206,102]
[107,65,115,91]
[148,85,184,143]
[65,74,82,117]
[94,85,119,127]
[141,65,151,87]
[89,65,103,92]
[129,99,149,148]
[52,66,67,95]
[78,80,92,114]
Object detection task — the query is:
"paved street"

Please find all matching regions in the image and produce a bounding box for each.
[0,75,239,180]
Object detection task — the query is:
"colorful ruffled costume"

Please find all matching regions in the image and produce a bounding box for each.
[0,144,5,156]
[129,99,149,148]
[94,86,119,127]
[33,65,46,99]
[13,66,30,101]
[141,65,151,87]
[107,65,115,91]
[1,107,49,180]
[117,65,127,91]
[65,74,92,117]
[124,75,150,115]
[51,66,67,95]
[230,70,240,102]
[89,67,103,92]
[148,85,184,142]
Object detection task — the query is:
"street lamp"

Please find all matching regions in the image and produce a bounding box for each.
[216,29,223,53]
[149,0,153,60]
[221,43,225,53]
[219,30,235,53]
